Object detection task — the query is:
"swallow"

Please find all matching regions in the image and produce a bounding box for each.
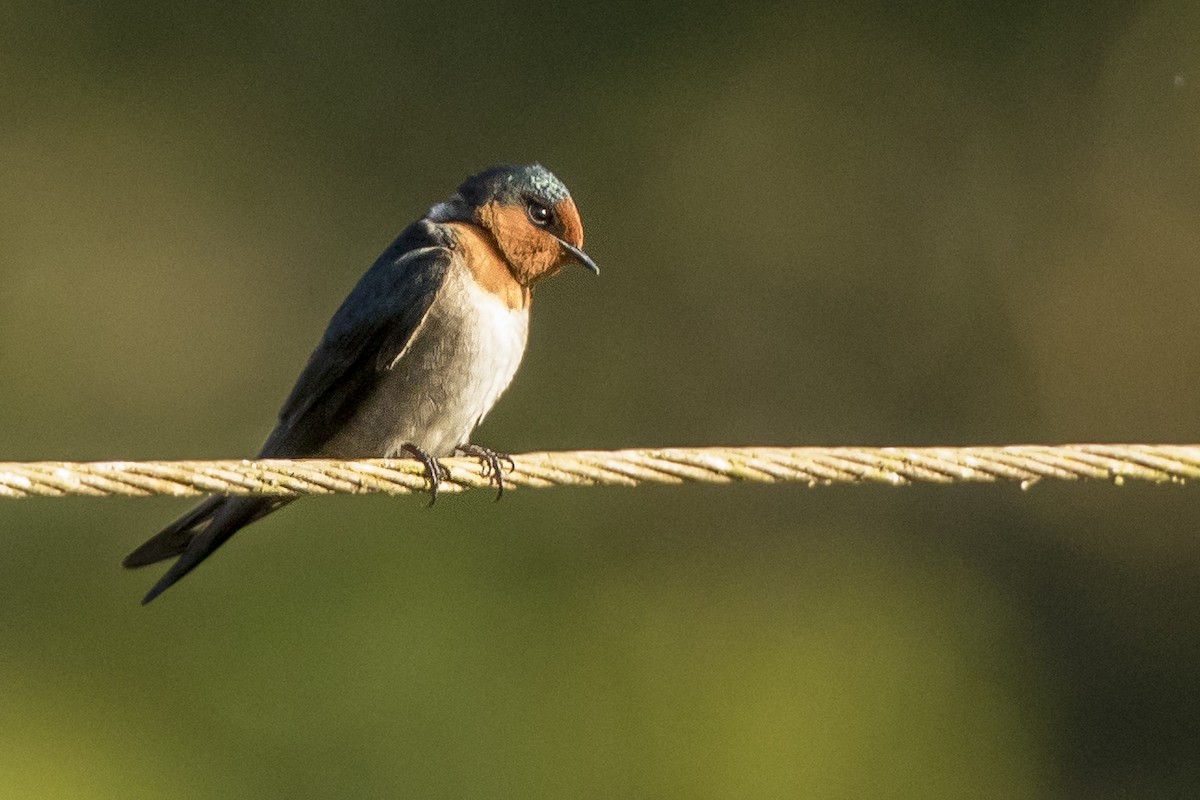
[123,164,598,604]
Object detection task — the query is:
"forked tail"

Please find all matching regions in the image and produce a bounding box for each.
[123,496,294,604]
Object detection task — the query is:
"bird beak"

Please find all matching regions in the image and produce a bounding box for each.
[556,238,600,275]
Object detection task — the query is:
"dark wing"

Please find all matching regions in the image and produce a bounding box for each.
[124,221,454,604]
[260,220,452,456]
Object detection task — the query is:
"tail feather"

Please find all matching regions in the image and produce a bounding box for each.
[122,497,225,568]
[126,496,294,604]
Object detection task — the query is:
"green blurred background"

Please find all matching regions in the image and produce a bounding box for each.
[2,1,1199,796]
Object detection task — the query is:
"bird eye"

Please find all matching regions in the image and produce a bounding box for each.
[527,201,553,227]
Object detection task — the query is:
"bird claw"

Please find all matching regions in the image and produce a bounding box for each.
[401,443,450,506]
[455,444,515,501]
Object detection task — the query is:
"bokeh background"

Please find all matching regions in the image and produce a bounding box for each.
[3,1,1199,797]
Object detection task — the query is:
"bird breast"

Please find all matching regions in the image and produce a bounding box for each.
[377,261,530,457]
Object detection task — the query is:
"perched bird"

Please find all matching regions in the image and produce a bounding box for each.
[124,164,598,604]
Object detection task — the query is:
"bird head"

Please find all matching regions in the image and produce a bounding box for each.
[430,164,599,286]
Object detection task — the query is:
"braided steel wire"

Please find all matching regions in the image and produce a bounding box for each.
[1,445,1197,499]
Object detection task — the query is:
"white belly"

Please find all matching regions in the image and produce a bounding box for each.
[376,267,529,457]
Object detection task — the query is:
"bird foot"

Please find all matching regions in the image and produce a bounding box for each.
[455,444,515,501]
[401,443,450,506]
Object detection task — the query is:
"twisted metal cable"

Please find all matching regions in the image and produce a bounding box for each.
[1,445,1198,500]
